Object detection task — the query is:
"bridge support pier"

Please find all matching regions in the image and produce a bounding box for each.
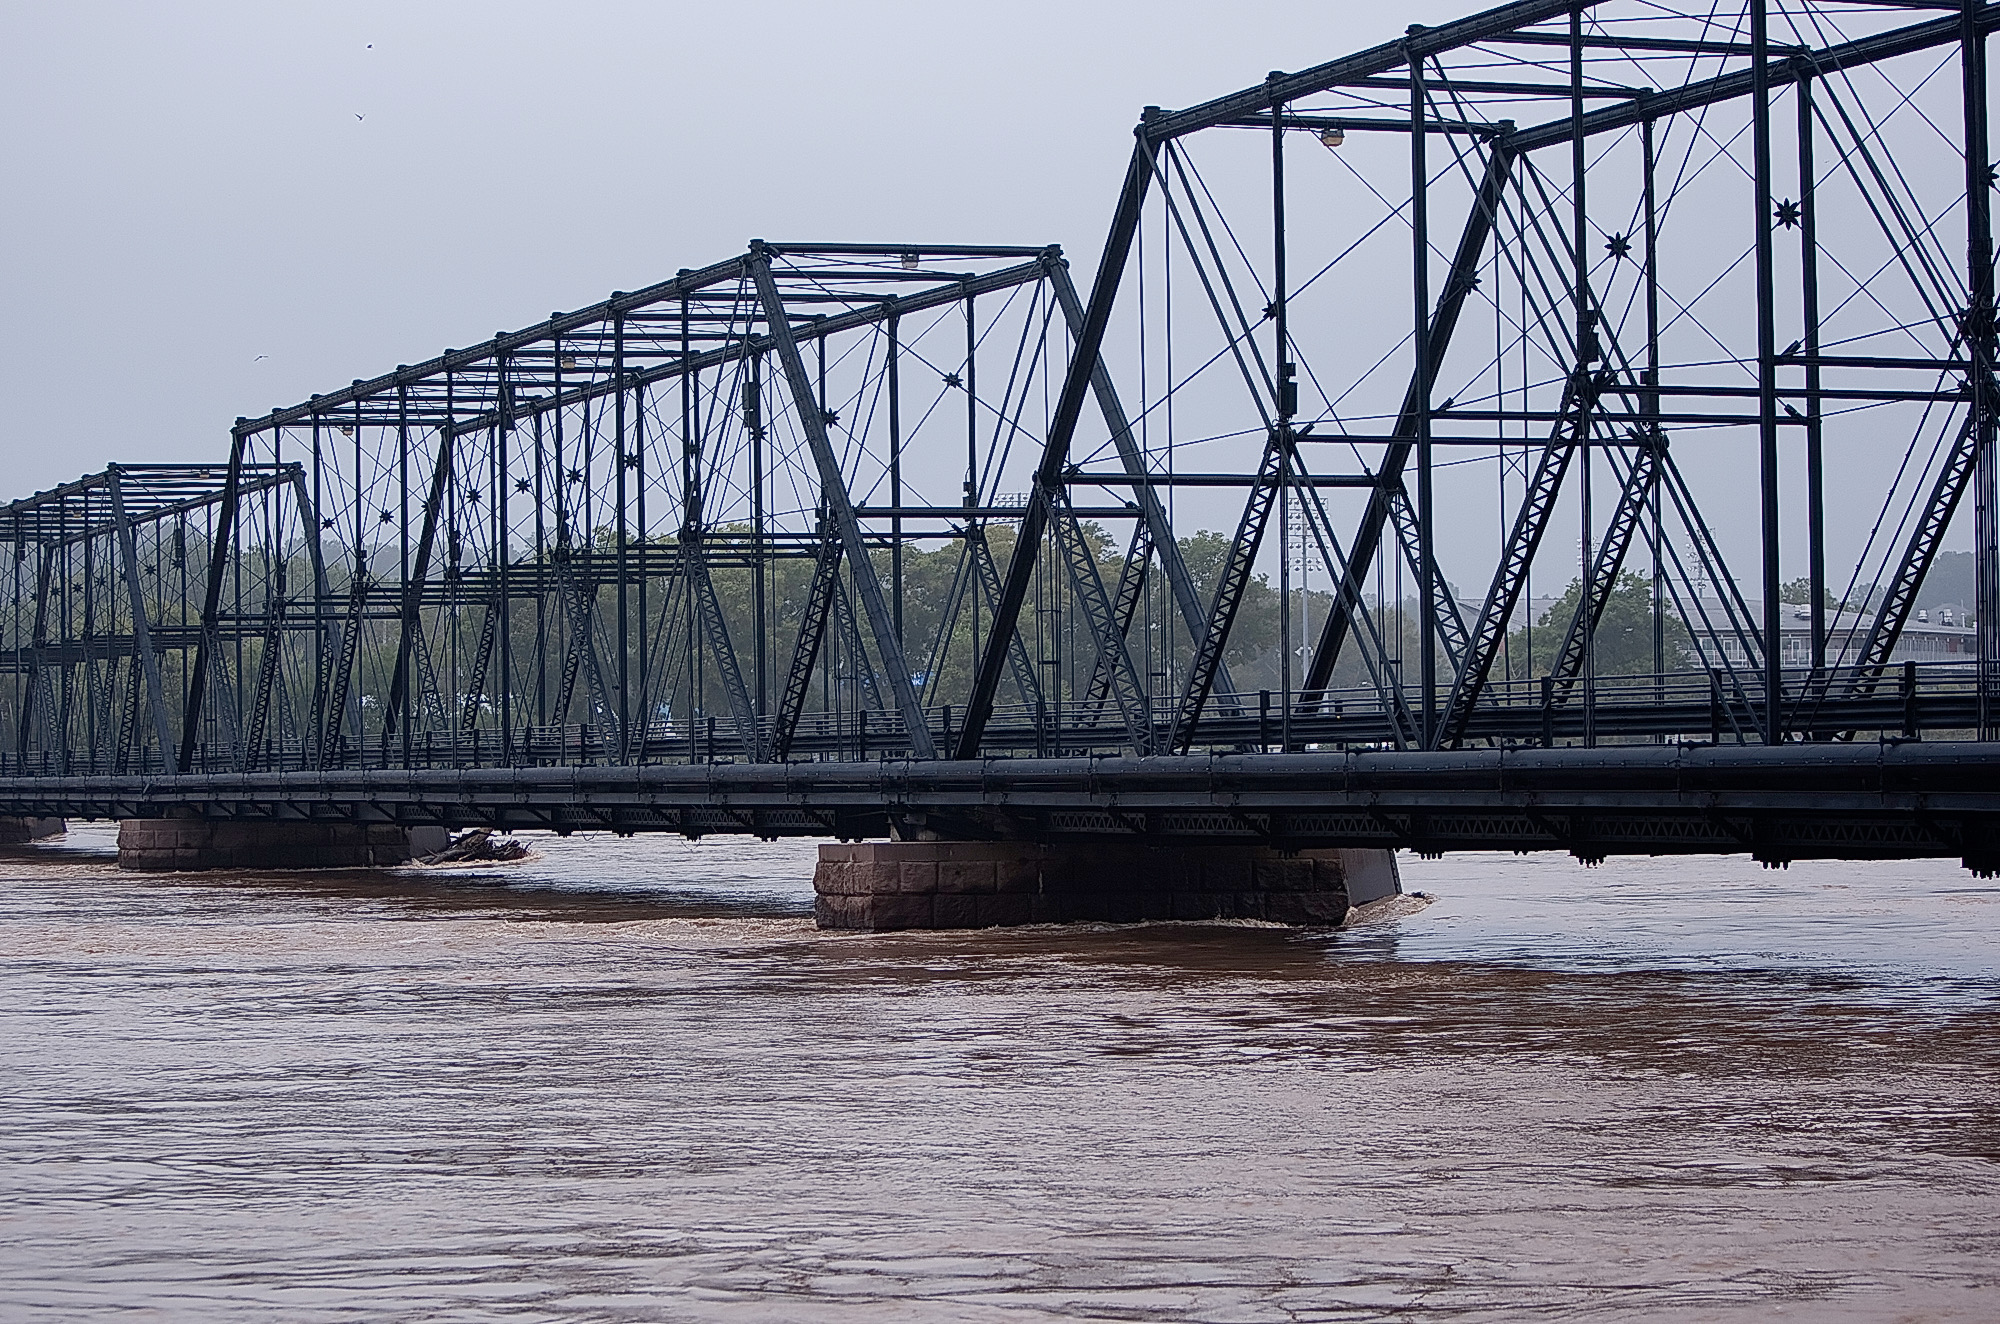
[0,817,65,843]
[117,815,443,872]
[813,840,1398,932]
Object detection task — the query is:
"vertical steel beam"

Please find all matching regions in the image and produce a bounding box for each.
[288,460,333,768]
[1412,41,1437,747]
[77,539,99,771]
[681,292,699,757]
[1571,3,1598,748]
[749,352,767,724]
[888,310,905,647]
[1964,0,1999,736]
[964,292,978,511]
[308,419,328,763]
[1274,77,1299,751]
[1752,0,1785,742]
[746,244,937,758]
[497,375,514,763]
[614,317,632,748]
[13,542,52,763]
[1798,71,1827,672]
[1645,114,1665,698]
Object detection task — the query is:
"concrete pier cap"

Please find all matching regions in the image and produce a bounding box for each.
[814,839,1400,932]
[116,812,448,872]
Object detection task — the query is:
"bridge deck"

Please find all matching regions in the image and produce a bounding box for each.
[4,741,1997,872]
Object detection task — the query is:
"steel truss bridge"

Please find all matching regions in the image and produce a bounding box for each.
[7,0,2000,869]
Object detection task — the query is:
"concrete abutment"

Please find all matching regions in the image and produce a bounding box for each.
[814,840,1399,931]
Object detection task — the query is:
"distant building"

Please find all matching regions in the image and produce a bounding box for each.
[1684,601,1976,670]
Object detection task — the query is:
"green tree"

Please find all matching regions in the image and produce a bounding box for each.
[1778,575,1840,608]
[1503,571,1688,678]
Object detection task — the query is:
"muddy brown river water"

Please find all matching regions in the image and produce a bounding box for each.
[1,825,1995,1321]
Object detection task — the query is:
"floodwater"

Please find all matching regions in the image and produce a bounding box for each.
[1,826,1996,1322]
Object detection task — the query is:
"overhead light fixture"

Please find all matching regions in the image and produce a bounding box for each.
[900,252,920,270]
[559,355,577,370]
[338,424,354,436]
[1319,127,1346,150]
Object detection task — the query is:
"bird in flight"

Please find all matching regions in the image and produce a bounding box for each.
[355,113,364,121]
[253,354,268,362]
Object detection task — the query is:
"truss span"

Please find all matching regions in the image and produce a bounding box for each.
[5,3,2000,871]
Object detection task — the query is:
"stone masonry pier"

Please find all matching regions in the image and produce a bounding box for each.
[117,817,447,872]
[814,840,1399,931]
[0,817,66,843]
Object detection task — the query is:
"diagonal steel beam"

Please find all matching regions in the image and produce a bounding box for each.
[771,523,842,762]
[1172,430,1286,754]
[551,550,618,740]
[1052,493,1154,753]
[955,143,1156,758]
[1855,409,1981,679]
[318,568,367,768]
[1544,437,1661,701]
[1436,371,1599,750]
[386,424,454,739]
[1286,441,1422,746]
[13,546,53,764]
[175,435,246,772]
[105,467,178,770]
[1387,485,1469,672]
[679,531,761,760]
[1082,518,1152,722]
[1046,254,1231,694]
[1305,143,1515,699]
[460,593,502,732]
[966,524,1043,709]
[408,614,451,735]
[831,574,884,715]
[748,244,937,759]
[244,592,285,766]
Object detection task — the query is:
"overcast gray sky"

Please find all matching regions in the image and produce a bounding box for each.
[0,0,1476,498]
[7,1,1980,619]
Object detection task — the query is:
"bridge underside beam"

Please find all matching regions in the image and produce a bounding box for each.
[12,741,2000,870]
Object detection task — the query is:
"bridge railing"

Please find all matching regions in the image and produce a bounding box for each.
[2,658,1976,777]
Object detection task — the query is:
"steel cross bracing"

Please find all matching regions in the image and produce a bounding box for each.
[951,0,2000,761]
[5,243,1255,776]
[1,465,301,776]
[7,2,2000,867]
